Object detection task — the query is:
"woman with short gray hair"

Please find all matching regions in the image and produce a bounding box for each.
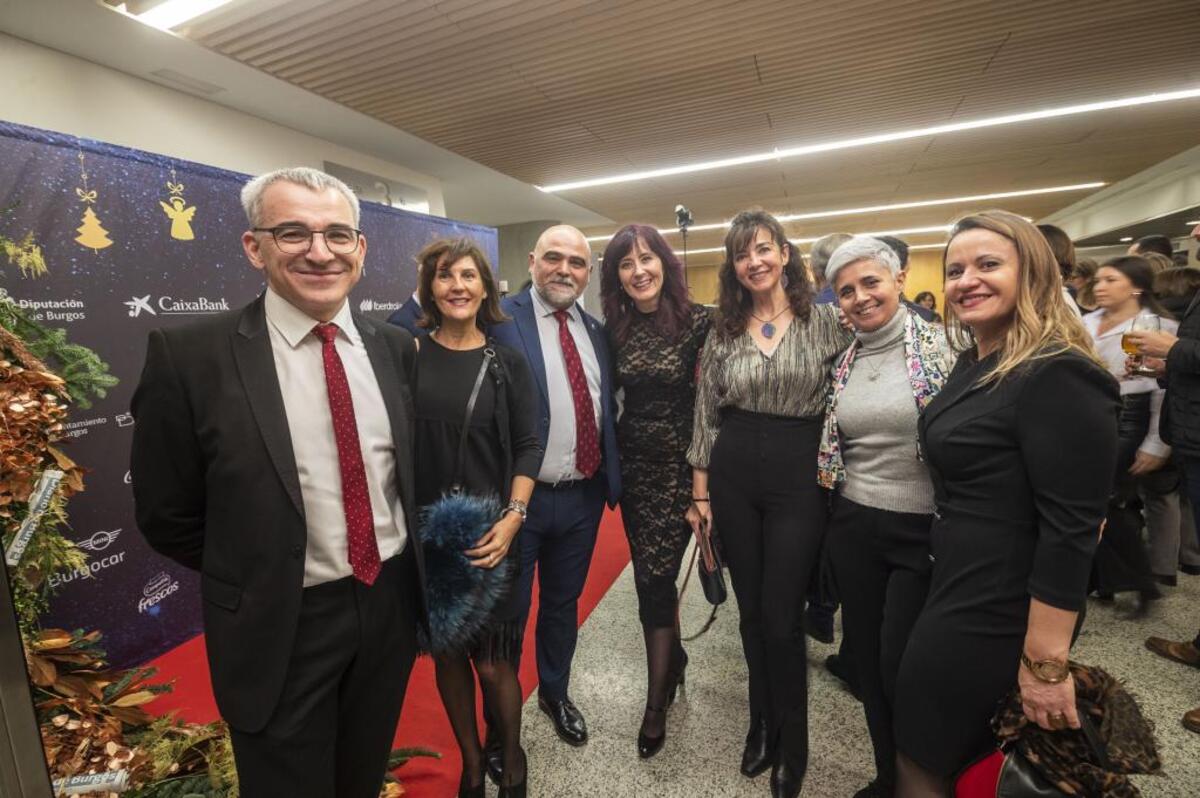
[817,236,954,798]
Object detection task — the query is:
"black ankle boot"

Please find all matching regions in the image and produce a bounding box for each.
[740,717,773,777]
[770,758,805,798]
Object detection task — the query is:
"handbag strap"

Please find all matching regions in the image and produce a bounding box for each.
[451,348,494,491]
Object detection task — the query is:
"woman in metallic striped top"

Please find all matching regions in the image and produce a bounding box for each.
[686,209,851,798]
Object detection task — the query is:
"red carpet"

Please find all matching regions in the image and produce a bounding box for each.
[146,507,631,796]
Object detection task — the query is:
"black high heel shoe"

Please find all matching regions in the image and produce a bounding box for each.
[457,760,485,798]
[637,651,689,758]
[498,748,527,798]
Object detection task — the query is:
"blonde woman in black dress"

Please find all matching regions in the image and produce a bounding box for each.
[600,224,711,759]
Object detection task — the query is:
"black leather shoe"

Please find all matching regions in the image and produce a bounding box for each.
[1181,564,1200,576]
[770,758,805,798]
[740,717,772,777]
[804,603,835,644]
[538,695,588,746]
[853,779,892,797]
[825,653,861,700]
[483,727,503,786]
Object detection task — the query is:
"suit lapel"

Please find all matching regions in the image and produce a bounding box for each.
[232,296,305,519]
[919,352,990,432]
[1184,290,1200,320]
[512,292,550,406]
[355,313,406,459]
[580,304,612,406]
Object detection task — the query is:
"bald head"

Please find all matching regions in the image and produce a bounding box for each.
[529,224,592,309]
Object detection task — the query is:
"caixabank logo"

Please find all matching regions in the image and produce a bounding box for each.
[137,571,180,615]
[125,295,230,318]
[359,298,403,313]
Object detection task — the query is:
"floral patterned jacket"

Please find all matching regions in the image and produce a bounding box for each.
[817,309,955,489]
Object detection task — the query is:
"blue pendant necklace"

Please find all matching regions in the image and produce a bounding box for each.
[750,306,790,339]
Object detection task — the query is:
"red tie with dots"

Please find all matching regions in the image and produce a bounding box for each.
[553,310,601,478]
[313,323,381,586]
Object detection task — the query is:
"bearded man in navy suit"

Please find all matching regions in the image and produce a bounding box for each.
[488,225,620,749]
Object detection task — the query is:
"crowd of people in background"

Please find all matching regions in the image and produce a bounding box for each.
[131,166,1200,798]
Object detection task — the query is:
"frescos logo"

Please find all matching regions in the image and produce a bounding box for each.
[126,295,229,318]
[359,298,403,313]
[137,571,180,615]
[47,529,126,589]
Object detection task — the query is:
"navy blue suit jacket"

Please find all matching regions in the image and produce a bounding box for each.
[386,295,427,337]
[489,289,621,507]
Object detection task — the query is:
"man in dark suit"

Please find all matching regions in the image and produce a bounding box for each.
[488,224,620,748]
[130,167,426,798]
[386,291,425,336]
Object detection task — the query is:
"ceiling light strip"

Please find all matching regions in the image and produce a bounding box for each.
[123,0,234,31]
[586,182,1102,243]
[542,87,1200,192]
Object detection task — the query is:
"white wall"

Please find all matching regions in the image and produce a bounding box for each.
[0,33,446,215]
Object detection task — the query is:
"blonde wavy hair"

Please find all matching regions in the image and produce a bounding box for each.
[942,210,1101,385]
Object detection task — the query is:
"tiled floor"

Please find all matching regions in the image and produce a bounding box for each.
[516,546,1200,797]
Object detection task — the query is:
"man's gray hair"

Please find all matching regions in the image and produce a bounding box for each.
[825,236,902,285]
[240,167,361,228]
[808,232,853,282]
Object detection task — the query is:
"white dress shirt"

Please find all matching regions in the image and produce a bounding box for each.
[264,287,407,586]
[530,287,602,483]
[1082,308,1178,458]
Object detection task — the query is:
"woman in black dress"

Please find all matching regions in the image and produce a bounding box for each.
[893,211,1120,795]
[412,238,542,798]
[599,224,711,759]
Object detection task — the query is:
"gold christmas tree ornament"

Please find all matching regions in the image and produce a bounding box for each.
[73,151,113,253]
[160,167,196,241]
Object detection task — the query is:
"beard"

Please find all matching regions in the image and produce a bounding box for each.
[536,278,580,309]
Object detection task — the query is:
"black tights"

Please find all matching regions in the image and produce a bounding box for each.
[434,654,525,789]
[640,622,685,736]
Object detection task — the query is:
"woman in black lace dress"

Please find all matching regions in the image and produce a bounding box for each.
[600,224,712,759]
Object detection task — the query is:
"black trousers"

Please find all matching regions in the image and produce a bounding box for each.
[826,496,932,790]
[1093,393,1156,595]
[709,409,828,773]
[510,475,606,701]
[229,549,419,798]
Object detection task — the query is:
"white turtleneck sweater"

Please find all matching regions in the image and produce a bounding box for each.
[837,307,936,515]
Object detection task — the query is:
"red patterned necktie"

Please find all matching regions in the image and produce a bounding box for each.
[553,310,601,478]
[313,323,381,586]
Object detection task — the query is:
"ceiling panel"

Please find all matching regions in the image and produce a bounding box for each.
[176,0,1200,261]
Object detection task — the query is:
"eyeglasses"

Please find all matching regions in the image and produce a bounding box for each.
[253,225,362,254]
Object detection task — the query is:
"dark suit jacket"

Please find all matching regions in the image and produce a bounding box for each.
[386,295,426,337]
[1161,289,1200,458]
[129,294,427,733]
[488,288,621,506]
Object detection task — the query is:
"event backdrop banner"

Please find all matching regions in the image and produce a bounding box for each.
[0,119,499,667]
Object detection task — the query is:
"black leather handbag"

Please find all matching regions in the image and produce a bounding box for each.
[995,710,1110,798]
[696,520,727,606]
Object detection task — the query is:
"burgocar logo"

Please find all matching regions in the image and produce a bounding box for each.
[76,528,121,553]
[138,571,180,615]
[359,298,403,313]
[126,296,229,317]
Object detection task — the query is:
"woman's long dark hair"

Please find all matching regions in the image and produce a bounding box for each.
[600,224,692,347]
[1101,255,1172,320]
[716,210,812,338]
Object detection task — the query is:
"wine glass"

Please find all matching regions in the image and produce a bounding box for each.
[1124,311,1161,377]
